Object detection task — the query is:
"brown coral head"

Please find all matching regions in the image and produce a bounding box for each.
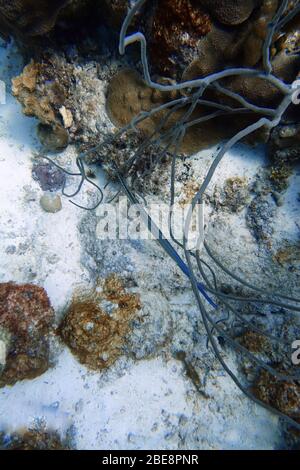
[0,282,55,387]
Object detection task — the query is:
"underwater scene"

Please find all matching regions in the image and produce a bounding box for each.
[0,0,300,452]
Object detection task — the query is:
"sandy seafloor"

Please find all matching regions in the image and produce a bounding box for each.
[0,39,299,450]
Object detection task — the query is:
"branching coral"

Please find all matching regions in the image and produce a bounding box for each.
[45,0,300,432]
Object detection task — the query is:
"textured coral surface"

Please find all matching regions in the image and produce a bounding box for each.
[59,276,141,370]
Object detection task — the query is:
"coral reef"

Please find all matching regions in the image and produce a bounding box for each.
[0,283,55,387]
[238,330,270,354]
[59,275,141,370]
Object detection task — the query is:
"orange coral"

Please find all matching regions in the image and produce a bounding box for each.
[59,275,141,370]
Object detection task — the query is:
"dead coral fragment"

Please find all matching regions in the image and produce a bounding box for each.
[59,275,141,370]
[0,282,55,387]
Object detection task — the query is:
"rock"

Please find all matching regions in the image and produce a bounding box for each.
[0,0,106,39]
[213,177,250,213]
[126,292,173,360]
[37,123,69,152]
[253,368,300,422]
[0,0,70,37]
[0,283,55,387]
[40,193,63,213]
[198,0,258,26]
[0,327,11,376]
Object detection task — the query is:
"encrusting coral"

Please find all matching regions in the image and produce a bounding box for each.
[59,275,141,370]
[0,283,55,387]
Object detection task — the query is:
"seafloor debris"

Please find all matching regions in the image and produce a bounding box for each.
[0,283,55,387]
[59,275,141,370]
